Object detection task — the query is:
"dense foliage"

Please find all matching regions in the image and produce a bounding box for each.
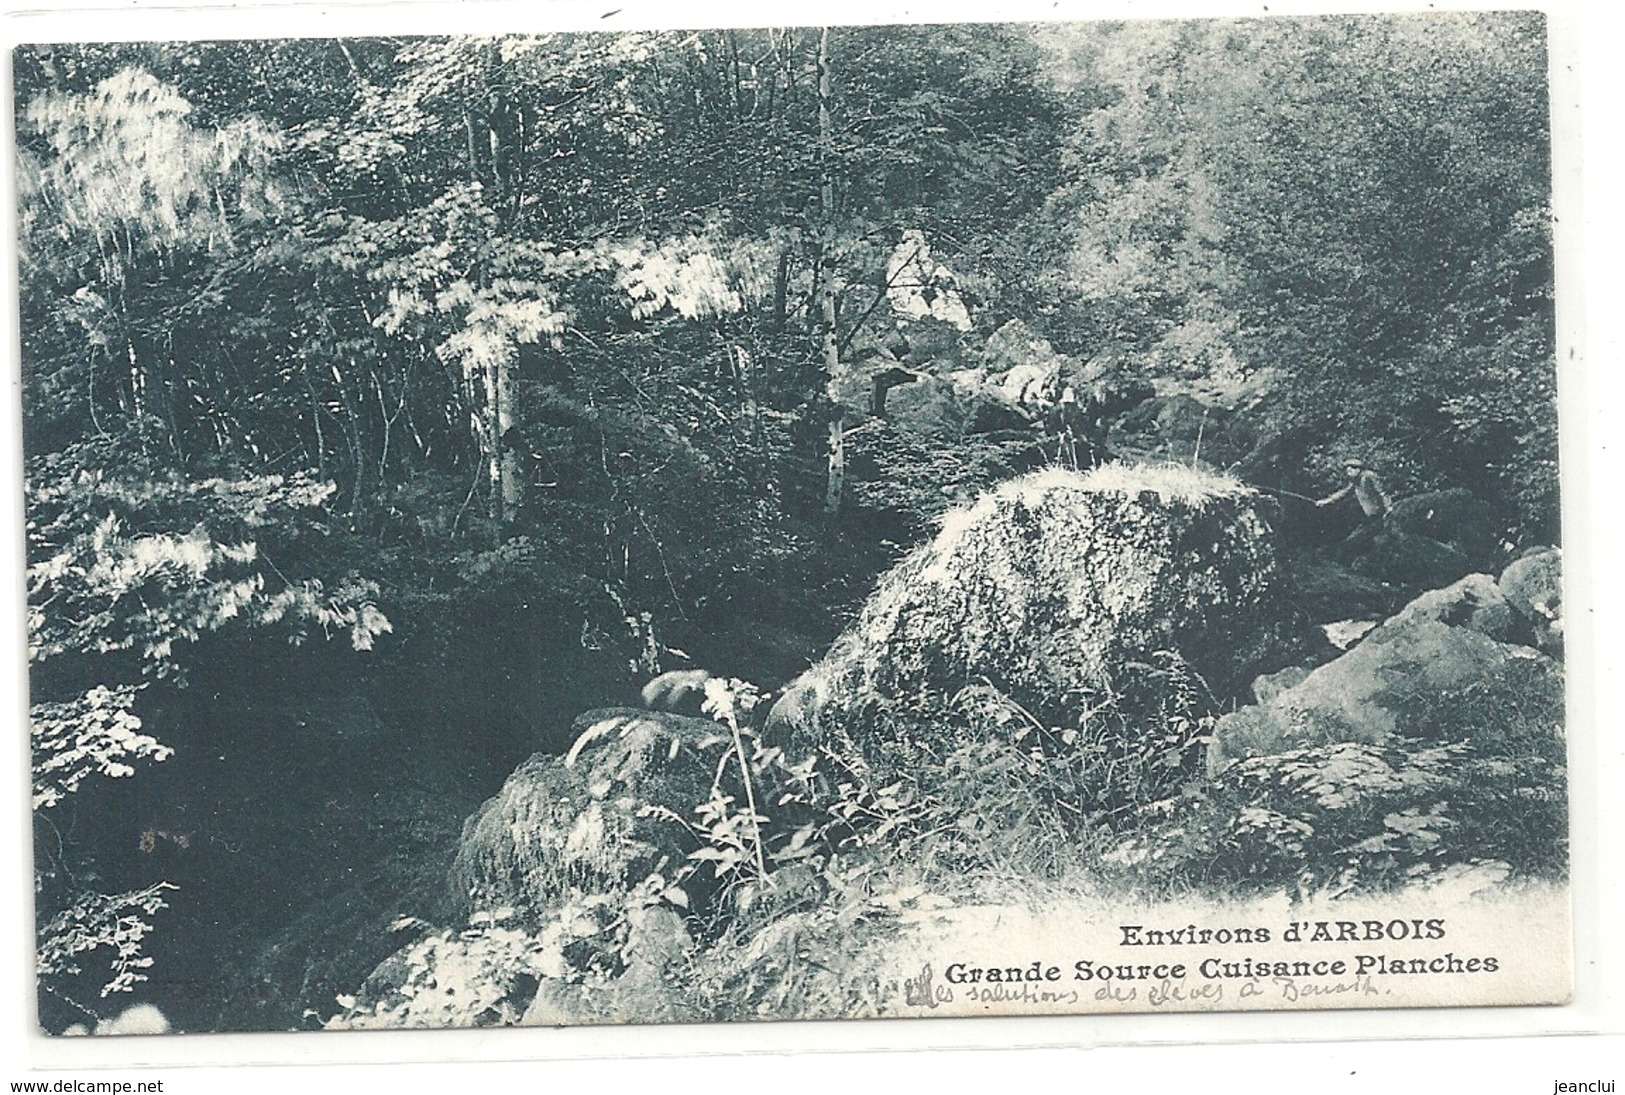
[1039,15,1555,535]
[16,14,1559,1031]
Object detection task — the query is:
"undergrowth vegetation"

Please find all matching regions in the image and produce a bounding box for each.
[331,628,1567,1029]
[1114,652,1567,897]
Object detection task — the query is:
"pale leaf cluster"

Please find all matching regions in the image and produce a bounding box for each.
[31,685,172,810]
[36,883,178,999]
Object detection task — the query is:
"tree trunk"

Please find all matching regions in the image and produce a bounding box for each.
[496,356,523,521]
[478,363,502,525]
[817,27,844,521]
[772,249,789,334]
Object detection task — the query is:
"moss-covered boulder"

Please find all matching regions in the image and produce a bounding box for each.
[1284,552,1403,624]
[448,708,722,922]
[1387,487,1498,560]
[768,463,1286,780]
[336,703,726,1032]
[1350,527,1474,588]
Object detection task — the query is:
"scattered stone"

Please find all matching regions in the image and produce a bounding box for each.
[522,906,694,1026]
[1321,620,1378,650]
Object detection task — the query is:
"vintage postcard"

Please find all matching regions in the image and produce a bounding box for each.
[14,9,1572,1040]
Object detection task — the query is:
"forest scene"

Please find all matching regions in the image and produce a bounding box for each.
[15,13,1566,1035]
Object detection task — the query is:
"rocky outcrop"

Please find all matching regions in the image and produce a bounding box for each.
[768,463,1287,781]
[1210,567,1563,771]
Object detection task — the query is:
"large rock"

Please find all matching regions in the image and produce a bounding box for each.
[1349,528,1473,588]
[1386,572,1517,641]
[768,463,1287,779]
[1209,575,1563,771]
[883,376,973,436]
[336,708,721,1031]
[448,708,721,921]
[1250,664,1310,705]
[1119,393,1216,442]
[1341,488,1498,589]
[982,318,1063,373]
[895,315,968,365]
[831,354,1040,440]
[1499,547,1562,654]
[1387,488,1498,559]
[1116,393,1251,468]
[1283,552,1402,623]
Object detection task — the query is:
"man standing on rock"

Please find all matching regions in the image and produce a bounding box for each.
[1316,456,1391,518]
[1316,456,1391,557]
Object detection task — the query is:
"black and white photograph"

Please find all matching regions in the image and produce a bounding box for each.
[12,6,1580,1046]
